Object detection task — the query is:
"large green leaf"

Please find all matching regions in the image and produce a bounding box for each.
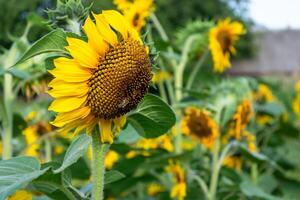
[14,30,68,66]
[54,134,91,173]
[0,156,48,200]
[128,94,176,138]
[240,181,281,200]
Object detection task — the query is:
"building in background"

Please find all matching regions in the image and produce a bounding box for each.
[231,29,300,77]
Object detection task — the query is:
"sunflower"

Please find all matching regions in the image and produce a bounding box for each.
[8,190,32,200]
[114,0,154,32]
[231,99,253,140]
[296,81,300,92]
[152,70,171,84]
[23,121,53,157]
[48,10,152,144]
[166,160,186,200]
[253,84,274,103]
[293,93,300,118]
[223,155,242,170]
[182,107,218,149]
[147,182,165,197]
[209,18,245,73]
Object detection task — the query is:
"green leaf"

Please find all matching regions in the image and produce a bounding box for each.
[240,181,281,200]
[254,102,285,117]
[7,68,30,79]
[128,94,176,138]
[105,170,126,184]
[54,134,91,173]
[0,156,48,200]
[14,30,68,66]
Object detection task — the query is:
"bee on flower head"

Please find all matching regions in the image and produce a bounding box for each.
[48,10,154,144]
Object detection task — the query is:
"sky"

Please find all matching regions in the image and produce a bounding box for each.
[249,0,300,29]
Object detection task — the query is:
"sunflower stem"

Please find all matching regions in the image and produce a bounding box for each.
[45,138,52,162]
[251,163,258,184]
[209,138,221,200]
[91,129,109,200]
[150,14,177,69]
[186,49,209,91]
[2,44,18,159]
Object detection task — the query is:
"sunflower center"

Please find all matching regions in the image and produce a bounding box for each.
[217,31,232,53]
[187,111,212,138]
[87,38,152,120]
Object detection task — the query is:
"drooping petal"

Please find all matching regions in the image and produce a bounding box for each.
[99,119,113,144]
[65,37,99,69]
[48,95,87,112]
[51,106,91,127]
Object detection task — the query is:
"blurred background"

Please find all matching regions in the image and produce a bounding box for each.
[0,0,299,77]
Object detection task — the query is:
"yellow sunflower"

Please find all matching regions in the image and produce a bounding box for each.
[48,10,152,144]
[114,0,154,32]
[293,93,300,118]
[152,70,171,84]
[23,121,53,157]
[8,190,32,200]
[147,182,165,197]
[223,155,242,170]
[209,18,246,73]
[166,160,186,200]
[182,107,218,149]
[295,81,300,92]
[253,84,274,103]
[231,99,253,140]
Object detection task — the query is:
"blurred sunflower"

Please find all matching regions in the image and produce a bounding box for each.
[231,99,253,140]
[223,155,242,170]
[295,81,300,92]
[48,10,153,144]
[23,121,53,157]
[0,141,2,156]
[166,160,186,200]
[293,93,300,118]
[147,182,165,197]
[126,135,174,158]
[152,70,171,84]
[8,190,32,200]
[243,131,258,153]
[114,0,154,32]
[182,107,218,149]
[88,148,120,169]
[105,150,120,169]
[209,18,245,73]
[253,84,274,103]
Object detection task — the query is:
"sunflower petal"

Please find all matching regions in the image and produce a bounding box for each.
[52,106,91,127]
[93,13,118,46]
[83,16,109,56]
[102,10,128,40]
[49,95,87,112]
[66,37,99,69]
[48,80,89,98]
[99,119,113,144]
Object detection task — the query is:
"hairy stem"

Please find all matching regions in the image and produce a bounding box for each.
[91,129,109,200]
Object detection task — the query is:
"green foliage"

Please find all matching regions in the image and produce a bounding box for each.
[0,156,49,200]
[54,134,91,173]
[15,30,68,66]
[128,94,176,138]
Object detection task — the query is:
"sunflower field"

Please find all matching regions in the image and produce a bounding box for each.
[0,0,300,200]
